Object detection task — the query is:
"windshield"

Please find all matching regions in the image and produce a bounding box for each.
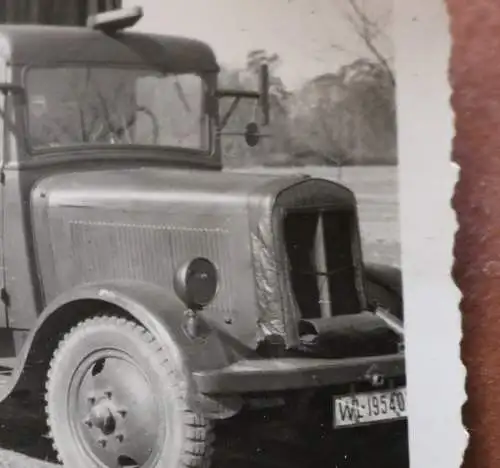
[25,66,207,151]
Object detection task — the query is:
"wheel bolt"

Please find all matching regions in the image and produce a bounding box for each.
[97,438,107,448]
[104,391,112,399]
[88,396,96,404]
[116,434,124,443]
[118,409,127,418]
[84,418,93,428]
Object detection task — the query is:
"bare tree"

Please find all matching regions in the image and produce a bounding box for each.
[335,0,394,87]
[289,56,397,170]
[285,0,396,170]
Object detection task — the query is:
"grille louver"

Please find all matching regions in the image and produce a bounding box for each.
[283,208,361,319]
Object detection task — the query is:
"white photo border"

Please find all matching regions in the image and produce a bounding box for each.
[395,1,467,466]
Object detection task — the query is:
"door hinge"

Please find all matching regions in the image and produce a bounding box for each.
[0,171,5,185]
[1,288,10,307]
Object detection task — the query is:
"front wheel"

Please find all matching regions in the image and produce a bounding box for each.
[45,315,213,468]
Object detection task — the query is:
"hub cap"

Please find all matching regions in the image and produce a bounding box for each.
[70,352,165,468]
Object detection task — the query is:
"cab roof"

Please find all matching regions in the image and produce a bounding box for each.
[0,24,219,73]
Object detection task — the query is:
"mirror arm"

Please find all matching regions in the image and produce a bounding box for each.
[0,84,24,96]
[219,96,241,130]
[259,64,270,126]
[217,89,259,99]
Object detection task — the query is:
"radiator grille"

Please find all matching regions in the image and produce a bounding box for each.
[283,209,361,319]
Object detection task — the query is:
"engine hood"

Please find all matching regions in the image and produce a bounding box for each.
[31,166,358,350]
[34,167,307,213]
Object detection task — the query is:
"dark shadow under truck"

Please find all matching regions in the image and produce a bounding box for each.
[0,6,407,468]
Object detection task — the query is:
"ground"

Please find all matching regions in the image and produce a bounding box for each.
[0,165,403,467]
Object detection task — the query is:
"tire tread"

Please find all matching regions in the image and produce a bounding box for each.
[45,314,213,468]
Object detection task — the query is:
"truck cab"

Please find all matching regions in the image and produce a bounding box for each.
[0,7,406,468]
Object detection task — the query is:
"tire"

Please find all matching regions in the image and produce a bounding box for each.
[45,315,213,468]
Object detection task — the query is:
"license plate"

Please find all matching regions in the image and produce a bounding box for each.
[333,387,407,428]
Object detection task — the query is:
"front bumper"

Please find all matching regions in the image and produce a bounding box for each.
[193,353,405,394]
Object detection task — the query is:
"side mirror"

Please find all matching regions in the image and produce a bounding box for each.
[259,64,270,126]
[244,122,260,147]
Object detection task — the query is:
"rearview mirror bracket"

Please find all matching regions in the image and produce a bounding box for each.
[215,63,272,131]
[0,84,24,96]
[258,63,270,126]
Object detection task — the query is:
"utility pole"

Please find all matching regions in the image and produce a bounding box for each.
[0,0,121,25]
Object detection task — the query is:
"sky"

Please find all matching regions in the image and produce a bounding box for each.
[124,0,393,91]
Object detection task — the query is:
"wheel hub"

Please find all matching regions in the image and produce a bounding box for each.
[87,397,118,436]
[71,354,164,467]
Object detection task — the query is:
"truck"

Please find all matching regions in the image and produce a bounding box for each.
[0,6,406,468]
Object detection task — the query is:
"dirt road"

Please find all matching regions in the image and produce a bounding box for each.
[0,396,57,467]
[0,393,408,468]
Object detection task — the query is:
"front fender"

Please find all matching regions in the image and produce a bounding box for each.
[12,281,244,418]
[365,263,403,297]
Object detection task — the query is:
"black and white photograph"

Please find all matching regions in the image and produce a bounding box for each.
[0,1,462,467]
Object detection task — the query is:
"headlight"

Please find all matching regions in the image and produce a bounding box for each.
[174,257,218,310]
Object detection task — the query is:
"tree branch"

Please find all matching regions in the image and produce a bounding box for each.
[343,0,395,87]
